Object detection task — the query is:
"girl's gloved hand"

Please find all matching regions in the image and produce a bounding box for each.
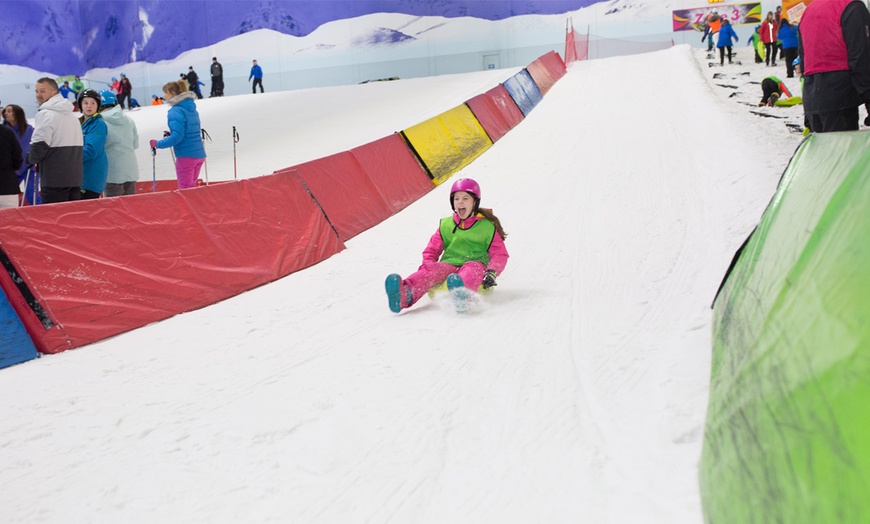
[482,269,498,289]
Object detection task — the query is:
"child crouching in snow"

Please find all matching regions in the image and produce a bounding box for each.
[385,178,509,313]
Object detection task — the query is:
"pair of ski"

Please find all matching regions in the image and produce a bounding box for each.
[385,274,473,314]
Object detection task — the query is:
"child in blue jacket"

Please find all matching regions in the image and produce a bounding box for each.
[77,89,108,199]
[717,19,740,65]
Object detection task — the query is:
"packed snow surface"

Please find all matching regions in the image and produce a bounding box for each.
[0,45,803,522]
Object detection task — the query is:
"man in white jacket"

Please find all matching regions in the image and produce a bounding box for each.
[99,90,140,197]
[27,77,83,203]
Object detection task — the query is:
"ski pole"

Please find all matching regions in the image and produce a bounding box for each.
[33,169,40,205]
[163,130,176,164]
[20,167,30,206]
[151,147,157,192]
[232,126,239,181]
[201,128,212,185]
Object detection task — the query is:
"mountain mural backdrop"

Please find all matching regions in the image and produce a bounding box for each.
[1,0,597,74]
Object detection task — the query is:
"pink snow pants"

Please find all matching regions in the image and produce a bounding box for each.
[404,261,486,307]
[176,157,206,189]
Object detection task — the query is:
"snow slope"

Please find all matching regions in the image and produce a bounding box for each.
[0,45,803,522]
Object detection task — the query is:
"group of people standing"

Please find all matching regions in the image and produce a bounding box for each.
[748,9,799,78]
[1,53,274,208]
[705,1,870,134]
[0,78,140,208]
[174,57,264,98]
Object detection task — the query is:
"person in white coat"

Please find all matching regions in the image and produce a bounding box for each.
[28,77,83,203]
[99,90,140,196]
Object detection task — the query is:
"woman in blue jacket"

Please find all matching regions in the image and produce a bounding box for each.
[78,89,109,199]
[717,19,740,66]
[149,80,206,189]
[778,19,799,78]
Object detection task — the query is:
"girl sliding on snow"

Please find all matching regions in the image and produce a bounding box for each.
[385,178,509,313]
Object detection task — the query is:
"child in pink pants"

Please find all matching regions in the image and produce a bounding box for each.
[385,178,509,313]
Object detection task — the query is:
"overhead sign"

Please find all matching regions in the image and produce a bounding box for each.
[783,0,813,23]
[673,3,762,32]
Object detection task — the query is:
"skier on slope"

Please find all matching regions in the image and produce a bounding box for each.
[385,178,509,313]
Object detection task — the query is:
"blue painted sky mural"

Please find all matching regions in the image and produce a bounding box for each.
[1,1,598,73]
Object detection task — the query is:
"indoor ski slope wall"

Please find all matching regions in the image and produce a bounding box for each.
[0,51,566,363]
[701,131,870,523]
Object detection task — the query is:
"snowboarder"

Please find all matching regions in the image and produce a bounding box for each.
[385,178,509,313]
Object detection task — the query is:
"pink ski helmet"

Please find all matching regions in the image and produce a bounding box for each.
[449,178,481,213]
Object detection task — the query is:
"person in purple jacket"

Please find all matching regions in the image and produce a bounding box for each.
[385,178,509,313]
[798,0,870,132]
[2,104,39,204]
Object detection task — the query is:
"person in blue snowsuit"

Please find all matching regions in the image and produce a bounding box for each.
[248,60,264,94]
[717,19,740,65]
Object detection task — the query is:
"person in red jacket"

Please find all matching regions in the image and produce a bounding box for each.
[798,0,870,132]
[760,11,779,67]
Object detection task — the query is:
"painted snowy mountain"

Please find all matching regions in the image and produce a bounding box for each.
[1,0,600,74]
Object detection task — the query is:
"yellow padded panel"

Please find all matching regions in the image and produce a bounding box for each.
[403,104,493,185]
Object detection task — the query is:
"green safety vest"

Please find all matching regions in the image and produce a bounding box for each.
[438,216,496,267]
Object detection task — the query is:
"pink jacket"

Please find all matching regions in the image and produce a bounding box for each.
[801,0,853,75]
[422,213,509,274]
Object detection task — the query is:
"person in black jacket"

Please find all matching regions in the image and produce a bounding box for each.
[0,124,23,209]
[799,0,870,132]
[210,57,224,97]
[187,66,203,99]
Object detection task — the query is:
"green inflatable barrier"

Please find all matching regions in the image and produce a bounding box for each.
[701,131,870,523]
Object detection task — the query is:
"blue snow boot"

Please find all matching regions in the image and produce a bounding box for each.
[446,273,464,292]
[385,274,412,313]
[446,274,472,313]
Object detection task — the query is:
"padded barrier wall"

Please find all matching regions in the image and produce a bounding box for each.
[0,172,345,353]
[0,51,569,358]
[279,133,434,240]
[401,103,493,185]
[701,131,870,523]
[465,84,525,143]
[502,69,543,117]
[525,50,567,96]
[0,287,37,369]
